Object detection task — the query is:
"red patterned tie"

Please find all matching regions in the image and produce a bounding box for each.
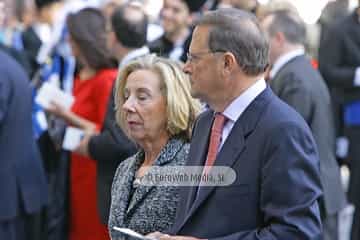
[203,113,227,175]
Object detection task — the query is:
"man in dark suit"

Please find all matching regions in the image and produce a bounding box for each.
[0,50,48,240]
[319,5,360,240]
[149,8,322,240]
[261,10,347,240]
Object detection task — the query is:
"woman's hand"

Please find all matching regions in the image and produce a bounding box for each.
[47,101,69,119]
[47,101,97,133]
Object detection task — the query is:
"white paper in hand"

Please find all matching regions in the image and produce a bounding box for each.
[35,82,74,110]
[62,127,84,151]
[112,227,154,240]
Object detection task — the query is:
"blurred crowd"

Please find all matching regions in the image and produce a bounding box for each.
[0,0,360,240]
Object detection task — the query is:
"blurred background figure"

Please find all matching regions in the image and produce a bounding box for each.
[22,0,63,79]
[107,2,150,67]
[319,2,360,239]
[46,8,117,240]
[149,0,206,62]
[0,49,48,240]
[74,1,151,225]
[101,0,126,19]
[0,0,31,75]
[261,9,347,240]
[217,0,258,13]
[101,0,164,43]
[109,55,201,238]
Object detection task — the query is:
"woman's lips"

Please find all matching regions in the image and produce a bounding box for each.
[127,121,141,127]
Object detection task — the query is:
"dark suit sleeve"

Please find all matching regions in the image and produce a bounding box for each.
[0,75,11,124]
[88,84,137,162]
[319,24,357,88]
[210,122,322,240]
[278,73,313,121]
[88,123,136,162]
[21,28,42,78]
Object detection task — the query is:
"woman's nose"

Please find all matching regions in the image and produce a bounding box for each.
[183,60,192,75]
[122,97,136,112]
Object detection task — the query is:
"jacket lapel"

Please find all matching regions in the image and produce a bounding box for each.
[182,118,246,226]
[183,111,214,213]
[126,138,186,216]
[113,154,142,227]
[176,87,273,233]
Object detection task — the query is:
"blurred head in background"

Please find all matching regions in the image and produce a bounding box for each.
[67,8,113,71]
[102,0,127,20]
[218,0,257,13]
[261,9,306,66]
[108,2,148,60]
[256,0,298,20]
[161,0,205,39]
[161,0,191,39]
[35,0,62,25]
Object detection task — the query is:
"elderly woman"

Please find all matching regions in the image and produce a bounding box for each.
[108,55,200,238]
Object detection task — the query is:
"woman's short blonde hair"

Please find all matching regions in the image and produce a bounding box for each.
[114,54,201,141]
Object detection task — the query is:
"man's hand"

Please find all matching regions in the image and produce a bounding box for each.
[146,232,201,240]
[74,131,96,156]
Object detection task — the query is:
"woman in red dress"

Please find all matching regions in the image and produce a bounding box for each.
[48,8,117,240]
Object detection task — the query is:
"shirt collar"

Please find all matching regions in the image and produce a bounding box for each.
[222,78,266,123]
[269,48,305,79]
[119,46,150,68]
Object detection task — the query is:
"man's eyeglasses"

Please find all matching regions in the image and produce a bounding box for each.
[186,50,226,63]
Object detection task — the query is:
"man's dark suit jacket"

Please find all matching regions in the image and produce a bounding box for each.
[88,85,137,224]
[0,43,31,77]
[22,26,42,78]
[319,9,360,133]
[319,9,360,104]
[270,55,346,216]
[319,8,360,204]
[0,50,48,221]
[169,87,323,239]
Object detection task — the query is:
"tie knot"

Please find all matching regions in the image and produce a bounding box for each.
[212,113,227,133]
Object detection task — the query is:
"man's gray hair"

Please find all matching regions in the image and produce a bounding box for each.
[194,8,269,76]
[267,10,306,45]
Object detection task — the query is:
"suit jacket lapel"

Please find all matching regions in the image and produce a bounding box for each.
[183,111,214,213]
[113,154,141,227]
[176,88,272,233]
[126,138,186,216]
[183,117,246,225]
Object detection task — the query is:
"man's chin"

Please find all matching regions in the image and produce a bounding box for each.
[163,25,176,35]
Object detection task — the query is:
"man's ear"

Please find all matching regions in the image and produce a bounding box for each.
[275,31,286,45]
[222,52,237,75]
